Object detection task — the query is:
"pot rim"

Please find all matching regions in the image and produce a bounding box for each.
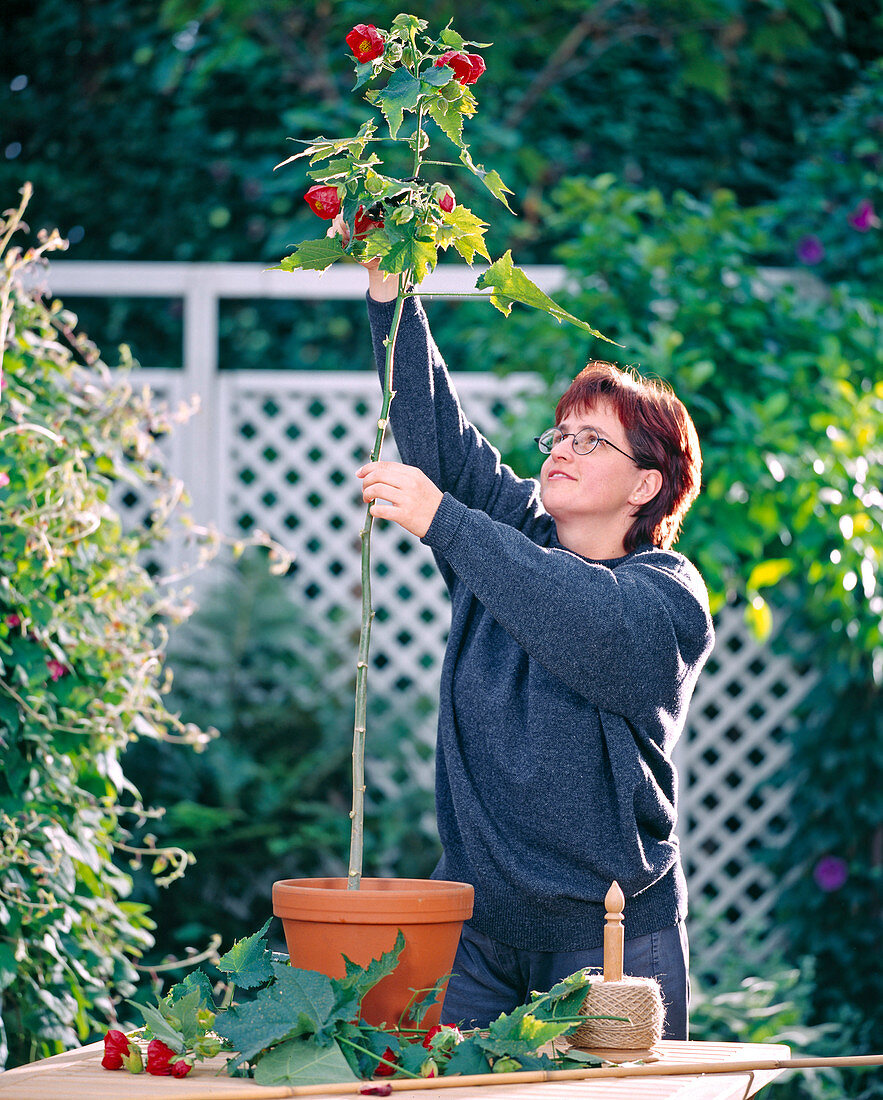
[272,876,474,923]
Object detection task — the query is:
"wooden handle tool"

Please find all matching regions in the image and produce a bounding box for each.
[603,880,625,982]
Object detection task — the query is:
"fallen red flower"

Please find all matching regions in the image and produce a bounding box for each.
[374,1046,398,1077]
[146,1038,189,1076]
[101,1030,131,1070]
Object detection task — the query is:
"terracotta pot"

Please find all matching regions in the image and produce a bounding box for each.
[272,877,474,1028]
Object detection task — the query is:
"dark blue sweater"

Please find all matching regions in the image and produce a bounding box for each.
[368,294,715,950]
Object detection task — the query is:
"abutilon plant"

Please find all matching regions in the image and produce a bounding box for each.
[277,14,612,889]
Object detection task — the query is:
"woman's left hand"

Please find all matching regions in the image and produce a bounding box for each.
[357,461,443,538]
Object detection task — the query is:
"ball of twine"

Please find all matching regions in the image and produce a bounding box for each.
[571,976,664,1051]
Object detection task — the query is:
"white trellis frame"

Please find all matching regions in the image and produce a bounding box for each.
[46,260,816,966]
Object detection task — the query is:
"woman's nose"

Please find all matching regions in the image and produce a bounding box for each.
[550,433,573,456]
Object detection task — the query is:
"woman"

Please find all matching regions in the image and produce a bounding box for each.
[356,264,714,1037]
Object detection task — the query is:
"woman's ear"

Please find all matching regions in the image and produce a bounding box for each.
[629,468,662,506]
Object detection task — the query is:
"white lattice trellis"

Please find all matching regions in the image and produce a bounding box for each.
[217,371,537,797]
[678,606,817,967]
[107,373,191,578]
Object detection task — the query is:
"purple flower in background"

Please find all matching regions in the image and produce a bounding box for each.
[797,235,825,265]
[847,200,880,232]
[46,658,68,682]
[813,855,848,892]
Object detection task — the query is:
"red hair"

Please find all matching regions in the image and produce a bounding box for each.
[554,361,702,551]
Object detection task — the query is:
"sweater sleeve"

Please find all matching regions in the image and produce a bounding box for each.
[367,293,550,537]
[423,494,714,715]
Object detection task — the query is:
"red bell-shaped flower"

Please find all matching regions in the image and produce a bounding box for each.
[304,185,342,220]
[434,50,485,86]
[346,24,384,63]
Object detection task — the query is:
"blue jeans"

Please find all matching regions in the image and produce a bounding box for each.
[441,920,690,1039]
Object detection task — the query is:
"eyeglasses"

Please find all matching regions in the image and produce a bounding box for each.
[535,427,636,462]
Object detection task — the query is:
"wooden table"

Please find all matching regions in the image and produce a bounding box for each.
[0,1040,790,1100]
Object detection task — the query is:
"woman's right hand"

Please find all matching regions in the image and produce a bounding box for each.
[328,213,398,301]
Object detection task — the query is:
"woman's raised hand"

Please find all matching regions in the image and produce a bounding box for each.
[328,213,398,301]
[357,461,443,538]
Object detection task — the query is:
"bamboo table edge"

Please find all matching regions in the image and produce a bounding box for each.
[277,1054,883,1096]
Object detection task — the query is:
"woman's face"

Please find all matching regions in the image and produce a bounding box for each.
[539,402,646,534]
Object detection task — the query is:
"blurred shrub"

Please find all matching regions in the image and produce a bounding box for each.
[3,0,880,267]
[690,942,848,1100]
[0,189,211,1067]
[776,60,883,293]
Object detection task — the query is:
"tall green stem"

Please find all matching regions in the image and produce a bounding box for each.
[347,274,409,890]
[347,29,425,891]
[413,105,424,178]
[409,29,424,180]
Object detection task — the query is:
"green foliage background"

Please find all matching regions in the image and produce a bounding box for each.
[2,0,882,369]
[1,0,882,1088]
[3,0,882,263]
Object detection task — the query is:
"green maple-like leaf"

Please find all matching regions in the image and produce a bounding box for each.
[273,965,339,1034]
[395,1039,431,1076]
[475,252,618,342]
[436,25,492,50]
[275,123,377,170]
[131,1000,186,1053]
[340,930,405,1001]
[216,918,274,990]
[458,147,514,212]
[477,169,512,210]
[403,979,446,1028]
[391,13,427,35]
[560,1048,605,1066]
[378,233,438,284]
[170,986,213,1047]
[325,985,362,1039]
[452,971,599,1066]
[420,65,454,90]
[214,960,381,1078]
[360,168,409,202]
[439,205,490,263]
[253,1036,359,1087]
[168,968,214,1010]
[352,60,375,92]
[426,94,466,148]
[215,965,336,1068]
[377,67,422,139]
[278,238,346,273]
[311,154,381,182]
[443,1037,492,1075]
[480,1009,571,1057]
[529,968,596,1020]
[438,26,466,49]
